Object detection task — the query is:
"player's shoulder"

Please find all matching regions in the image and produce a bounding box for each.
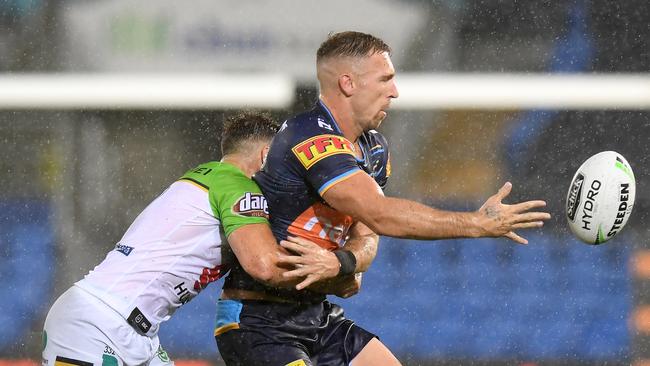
[213,164,259,190]
[182,161,236,180]
[181,162,259,192]
[279,102,344,140]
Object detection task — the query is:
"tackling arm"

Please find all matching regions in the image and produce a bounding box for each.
[227,221,377,293]
[322,172,550,245]
[226,223,300,289]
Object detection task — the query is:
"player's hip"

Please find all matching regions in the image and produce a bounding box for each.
[42,286,170,366]
[214,299,375,365]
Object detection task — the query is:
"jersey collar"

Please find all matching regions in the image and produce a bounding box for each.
[316,99,343,134]
[316,99,365,161]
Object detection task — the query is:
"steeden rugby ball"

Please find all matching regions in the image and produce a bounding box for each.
[566,151,635,245]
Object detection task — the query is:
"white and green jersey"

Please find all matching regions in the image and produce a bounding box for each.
[75,162,269,337]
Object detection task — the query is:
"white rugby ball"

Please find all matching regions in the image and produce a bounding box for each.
[566,151,635,245]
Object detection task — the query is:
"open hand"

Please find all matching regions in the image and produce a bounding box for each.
[277,236,340,290]
[478,182,551,244]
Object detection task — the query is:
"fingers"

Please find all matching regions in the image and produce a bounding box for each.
[281,237,326,254]
[510,200,547,212]
[280,240,307,254]
[511,221,545,230]
[276,253,304,266]
[505,231,528,245]
[495,181,513,201]
[514,212,552,223]
[295,275,319,291]
[282,268,304,279]
[286,236,321,248]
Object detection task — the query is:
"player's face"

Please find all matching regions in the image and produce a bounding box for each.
[352,52,399,131]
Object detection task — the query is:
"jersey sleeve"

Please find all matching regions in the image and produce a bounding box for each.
[289,133,363,196]
[209,175,270,238]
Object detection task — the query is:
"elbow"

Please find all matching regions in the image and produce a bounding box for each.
[346,280,361,298]
[242,256,281,286]
[362,218,384,236]
[248,267,276,285]
[338,273,363,299]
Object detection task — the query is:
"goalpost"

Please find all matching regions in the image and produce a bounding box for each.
[393,73,650,110]
[0,73,295,109]
[0,73,648,110]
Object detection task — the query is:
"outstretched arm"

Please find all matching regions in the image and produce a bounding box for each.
[323,173,550,245]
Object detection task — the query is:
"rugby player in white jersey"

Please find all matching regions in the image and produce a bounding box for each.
[42,111,369,366]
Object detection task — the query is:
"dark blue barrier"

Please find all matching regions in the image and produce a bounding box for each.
[155,231,631,362]
[0,200,54,351]
[336,233,631,361]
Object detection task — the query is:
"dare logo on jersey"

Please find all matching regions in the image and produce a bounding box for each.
[292,134,355,169]
[233,192,269,218]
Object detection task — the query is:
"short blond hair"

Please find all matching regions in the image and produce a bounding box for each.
[316,31,391,64]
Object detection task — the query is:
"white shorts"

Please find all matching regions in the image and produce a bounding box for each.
[42,285,174,366]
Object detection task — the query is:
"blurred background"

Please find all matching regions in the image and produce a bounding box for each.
[1,0,649,365]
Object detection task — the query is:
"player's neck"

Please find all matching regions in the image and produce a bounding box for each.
[221,155,257,178]
[319,96,362,142]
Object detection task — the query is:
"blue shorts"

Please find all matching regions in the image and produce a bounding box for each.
[214,299,376,366]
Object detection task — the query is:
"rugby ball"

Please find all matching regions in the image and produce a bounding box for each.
[566,151,635,245]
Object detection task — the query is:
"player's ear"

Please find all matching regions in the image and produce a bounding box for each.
[338,74,354,97]
[260,145,270,168]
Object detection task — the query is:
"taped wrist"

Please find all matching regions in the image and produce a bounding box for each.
[334,250,357,276]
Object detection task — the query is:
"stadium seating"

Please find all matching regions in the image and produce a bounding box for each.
[0,200,54,351]
[154,230,631,362]
[337,232,632,361]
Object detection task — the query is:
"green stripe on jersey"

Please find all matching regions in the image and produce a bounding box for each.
[180,162,269,237]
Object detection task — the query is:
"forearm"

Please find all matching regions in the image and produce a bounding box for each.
[323,174,485,241]
[343,222,378,273]
[253,251,304,289]
[302,223,375,295]
[360,196,483,240]
[228,224,302,289]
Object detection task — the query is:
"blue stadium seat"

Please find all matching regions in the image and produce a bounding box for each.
[337,233,632,361]
[0,200,54,351]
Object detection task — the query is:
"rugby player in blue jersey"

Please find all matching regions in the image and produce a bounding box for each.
[215,32,551,365]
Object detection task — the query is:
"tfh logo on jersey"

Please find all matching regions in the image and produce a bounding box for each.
[292,134,355,169]
[233,192,269,218]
